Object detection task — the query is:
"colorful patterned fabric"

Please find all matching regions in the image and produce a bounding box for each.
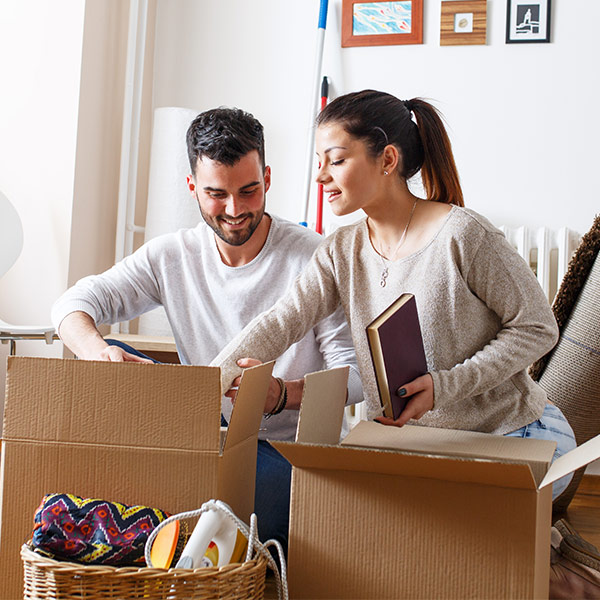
[32,493,170,566]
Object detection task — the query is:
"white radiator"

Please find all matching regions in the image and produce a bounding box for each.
[499,226,581,303]
[345,224,581,429]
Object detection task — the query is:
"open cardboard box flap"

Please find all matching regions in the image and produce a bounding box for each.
[341,420,555,488]
[342,420,600,491]
[294,366,349,445]
[3,357,222,450]
[274,437,541,489]
[541,434,600,488]
[223,359,275,451]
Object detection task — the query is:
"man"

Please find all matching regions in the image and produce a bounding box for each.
[51,107,363,553]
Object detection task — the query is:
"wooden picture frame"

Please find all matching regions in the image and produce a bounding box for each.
[342,0,423,47]
[440,0,487,46]
[506,0,551,43]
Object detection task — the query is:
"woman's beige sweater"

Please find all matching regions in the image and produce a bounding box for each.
[212,206,558,434]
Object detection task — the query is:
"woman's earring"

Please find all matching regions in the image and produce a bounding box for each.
[384,171,389,176]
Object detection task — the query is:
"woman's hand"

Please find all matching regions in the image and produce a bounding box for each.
[224,358,282,414]
[375,373,434,427]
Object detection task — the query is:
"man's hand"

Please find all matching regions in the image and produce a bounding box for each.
[224,358,282,413]
[58,311,152,363]
[97,345,153,363]
[375,373,434,427]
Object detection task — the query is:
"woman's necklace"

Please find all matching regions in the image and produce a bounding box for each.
[373,198,418,288]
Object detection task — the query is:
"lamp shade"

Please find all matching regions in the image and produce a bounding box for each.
[0,191,24,279]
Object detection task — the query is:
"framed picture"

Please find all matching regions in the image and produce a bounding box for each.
[506,0,551,43]
[440,0,487,46]
[342,0,423,47]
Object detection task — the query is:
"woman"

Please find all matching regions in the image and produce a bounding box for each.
[212,89,575,498]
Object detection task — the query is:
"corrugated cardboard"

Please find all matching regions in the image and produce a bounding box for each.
[0,356,273,600]
[274,372,600,599]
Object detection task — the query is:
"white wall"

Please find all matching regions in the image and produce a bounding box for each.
[0,1,85,400]
[152,0,599,235]
[0,0,131,412]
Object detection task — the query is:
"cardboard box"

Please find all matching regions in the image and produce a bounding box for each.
[274,369,600,599]
[0,356,273,599]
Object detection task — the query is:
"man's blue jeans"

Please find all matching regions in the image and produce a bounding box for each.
[104,339,291,555]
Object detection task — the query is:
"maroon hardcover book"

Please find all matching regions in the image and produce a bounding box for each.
[366,293,428,419]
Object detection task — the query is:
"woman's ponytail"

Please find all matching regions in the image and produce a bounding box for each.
[409,99,464,207]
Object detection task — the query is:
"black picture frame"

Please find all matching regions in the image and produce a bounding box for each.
[506,0,551,44]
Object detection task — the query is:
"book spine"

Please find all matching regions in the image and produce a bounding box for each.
[366,329,393,418]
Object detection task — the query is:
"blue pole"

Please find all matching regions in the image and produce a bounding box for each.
[300,0,329,228]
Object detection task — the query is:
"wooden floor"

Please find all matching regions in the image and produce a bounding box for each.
[561,474,600,549]
[265,476,600,598]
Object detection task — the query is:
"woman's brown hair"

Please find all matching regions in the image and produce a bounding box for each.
[316,90,464,207]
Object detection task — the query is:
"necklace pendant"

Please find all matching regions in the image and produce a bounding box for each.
[380,267,389,287]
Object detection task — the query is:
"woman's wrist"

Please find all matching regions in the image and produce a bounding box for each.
[265,377,287,418]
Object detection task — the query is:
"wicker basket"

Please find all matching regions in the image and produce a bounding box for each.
[21,542,268,600]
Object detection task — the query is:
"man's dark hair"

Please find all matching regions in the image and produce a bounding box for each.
[186,107,265,173]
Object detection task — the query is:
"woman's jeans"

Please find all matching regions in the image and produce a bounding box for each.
[504,403,576,500]
[104,339,291,555]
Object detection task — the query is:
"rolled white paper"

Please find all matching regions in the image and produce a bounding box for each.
[139,106,200,337]
[144,106,200,241]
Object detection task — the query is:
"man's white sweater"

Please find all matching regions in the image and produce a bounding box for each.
[52,215,363,441]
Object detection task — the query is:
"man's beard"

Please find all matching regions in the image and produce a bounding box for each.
[200,203,265,247]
